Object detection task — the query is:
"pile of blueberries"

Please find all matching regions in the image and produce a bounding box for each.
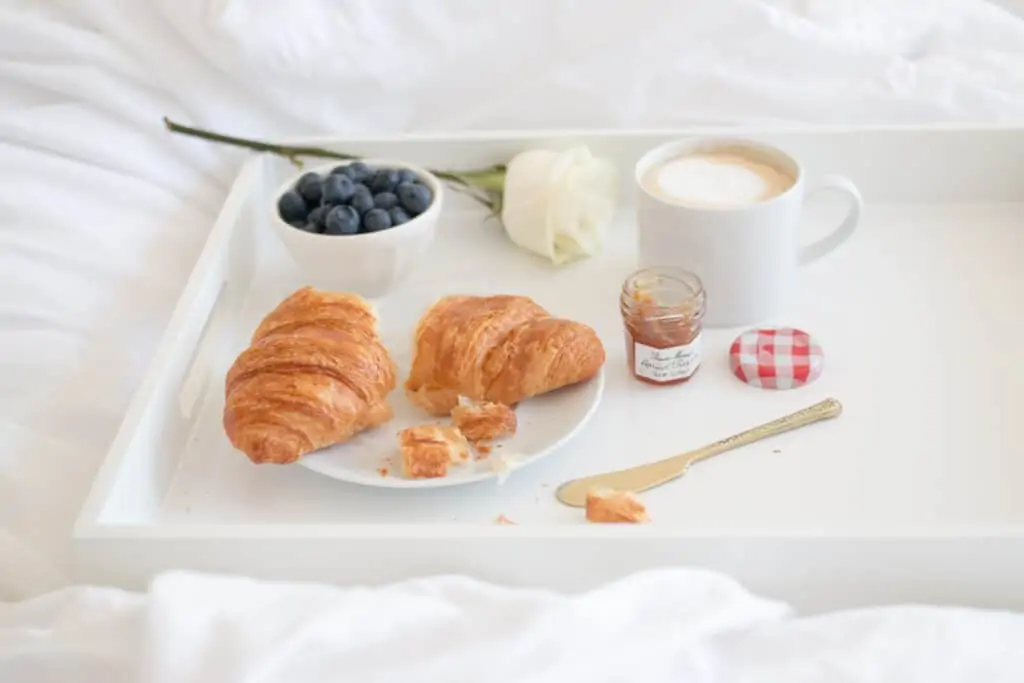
[277,162,434,236]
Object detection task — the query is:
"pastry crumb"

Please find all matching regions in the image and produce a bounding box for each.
[398,425,471,479]
[377,466,389,477]
[475,443,493,459]
[489,452,526,484]
[452,398,517,443]
[495,514,516,525]
[585,489,650,524]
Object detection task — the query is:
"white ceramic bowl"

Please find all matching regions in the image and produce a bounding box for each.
[270,158,444,298]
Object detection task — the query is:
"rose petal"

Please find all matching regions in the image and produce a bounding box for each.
[500,146,619,265]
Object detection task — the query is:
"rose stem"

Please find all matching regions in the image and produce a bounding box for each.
[162,117,502,210]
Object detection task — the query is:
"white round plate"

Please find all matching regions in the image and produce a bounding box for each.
[299,366,604,489]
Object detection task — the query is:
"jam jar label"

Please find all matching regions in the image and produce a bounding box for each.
[634,334,702,382]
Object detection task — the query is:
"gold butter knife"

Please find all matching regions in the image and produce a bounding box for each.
[555,398,843,507]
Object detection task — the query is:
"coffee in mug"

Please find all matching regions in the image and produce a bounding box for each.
[635,137,862,328]
[641,149,796,209]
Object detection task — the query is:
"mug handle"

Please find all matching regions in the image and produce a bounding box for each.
[799,174,863,266]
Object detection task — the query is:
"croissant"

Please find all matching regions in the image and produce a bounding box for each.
[404,294,605,416]
[223,286,397,464]
[398,425,472,479]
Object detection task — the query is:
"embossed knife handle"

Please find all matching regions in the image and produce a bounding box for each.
[555,398,843,507]
[680,397,843,470]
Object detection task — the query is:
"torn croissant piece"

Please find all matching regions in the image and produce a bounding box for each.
[451,397,517,443]
[585,489,651,523]
[399,425,471,479]
[223,286,397,465]
[404,294,606,416]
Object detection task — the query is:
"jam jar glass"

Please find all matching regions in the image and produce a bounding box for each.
[619,267,706,386]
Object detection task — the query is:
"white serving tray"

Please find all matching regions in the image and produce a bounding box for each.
[74,125,1024,614]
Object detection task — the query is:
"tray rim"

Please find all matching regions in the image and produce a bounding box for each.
[273,121,1024,145]
[74,122,1024,542]
[76,522,1024,540]
[73,156,263,539]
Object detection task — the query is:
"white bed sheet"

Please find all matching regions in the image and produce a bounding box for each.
[1,0,1024,677]
[3,569,1024,683]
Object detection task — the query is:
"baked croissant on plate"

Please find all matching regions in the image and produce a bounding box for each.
[223,286,397,464]
[404,294,605,416]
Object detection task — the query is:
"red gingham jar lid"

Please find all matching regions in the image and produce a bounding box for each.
[729,327,824,390]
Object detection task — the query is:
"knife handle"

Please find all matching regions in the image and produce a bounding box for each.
[678,397,843,471]
[554,398,843,507]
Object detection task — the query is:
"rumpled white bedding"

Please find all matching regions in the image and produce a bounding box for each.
[4,568,1024,683]
[2,0,1024,678]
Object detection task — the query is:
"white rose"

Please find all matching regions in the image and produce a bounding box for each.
[499,146,619,265]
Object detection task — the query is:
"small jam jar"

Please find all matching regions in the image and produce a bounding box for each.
[619,267,705,386]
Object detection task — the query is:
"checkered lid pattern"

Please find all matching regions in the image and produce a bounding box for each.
[729,327,823,390]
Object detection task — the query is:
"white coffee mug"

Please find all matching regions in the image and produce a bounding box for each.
[635,137,862,328]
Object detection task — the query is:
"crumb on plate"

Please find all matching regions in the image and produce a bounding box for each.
[489,452,526,484]
[451,397,517,443]
[495,514,516,525]
[398,425,471,479]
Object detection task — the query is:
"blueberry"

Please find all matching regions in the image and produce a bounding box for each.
[396,182,432,215]
[388,207,411,226]
[324,205,360,236]
[296,172,323,205]
[330,166,352,179]
[349,185,374,214]
[362,208,392,232]
[373,191,398,210]
[277,189,308,224]
[322,174,356,205]
[348,160,372,181]
[397,169,420,185]
[307,206,328,232]
[368,169,400,194]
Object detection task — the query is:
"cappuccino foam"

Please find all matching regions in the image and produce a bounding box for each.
[645,151,794,208]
